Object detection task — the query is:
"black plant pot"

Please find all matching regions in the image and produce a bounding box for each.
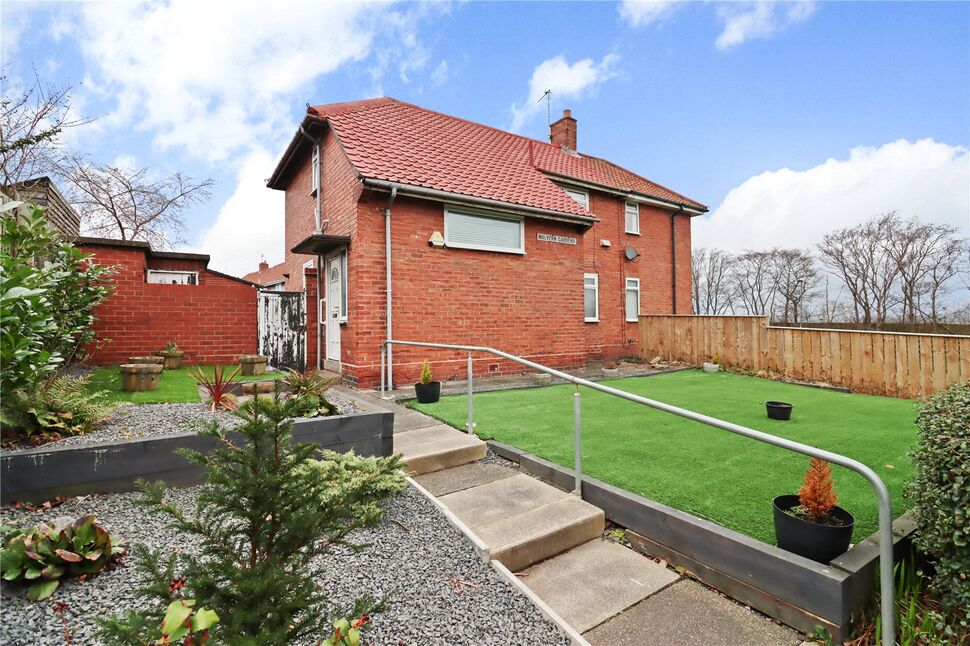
[766,401,793,420]
[773,495,854,563]
[414,381,441,404]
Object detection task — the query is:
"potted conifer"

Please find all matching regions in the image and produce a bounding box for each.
[158,341,184,369]
[773,458,855,563]
[414,360,441,404]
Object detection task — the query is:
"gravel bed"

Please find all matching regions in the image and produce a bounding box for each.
[4,393,363,453]
[481,447,520,470]
[1,485,571,645]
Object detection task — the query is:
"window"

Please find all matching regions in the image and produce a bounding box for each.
[147,269,197,285]
[584,273,599,322]
[264,281,285,291]
[625,277,640,322]
[339,249,347,321]
[625,202,640,235]
[311,145,320,195]
[564,187,589,211]
[444,207,525,254]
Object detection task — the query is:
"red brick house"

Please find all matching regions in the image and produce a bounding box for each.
[266,98,706,387]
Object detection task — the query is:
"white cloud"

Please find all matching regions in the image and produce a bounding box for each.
[510,54,620,132]
[694,139,970,253]
[194,147,285,277]
[618,1,681,27]
[715,1,816,50]
[431,60,450,87]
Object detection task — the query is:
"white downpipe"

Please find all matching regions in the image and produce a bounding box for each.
[384,188,397,389]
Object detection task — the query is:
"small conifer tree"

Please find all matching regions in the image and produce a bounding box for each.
[420,360,433,385]
[798,457,838,520]
[99,389,405,644]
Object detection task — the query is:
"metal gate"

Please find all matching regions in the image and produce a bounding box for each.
[257,291,306,371]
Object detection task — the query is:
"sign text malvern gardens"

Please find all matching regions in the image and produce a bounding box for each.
[536,233,577,245]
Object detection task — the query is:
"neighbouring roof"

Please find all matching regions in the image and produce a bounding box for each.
[243,260,288,286]
[267,98,706,216]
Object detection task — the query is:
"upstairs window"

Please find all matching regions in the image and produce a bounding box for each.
[625,202,640,235]
[147,269,198,285]
[444,208,525,254]
[311,145,320,195]
[564,187,589,211]
[625,277,641,322]
[584,273,599,322]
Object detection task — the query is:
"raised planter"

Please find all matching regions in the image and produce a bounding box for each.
[1,391,392,505]
[238,354,269,376]
[158,350,184,369]
[487,440,915,642]
[128,356,165,366]
[119,363,163,391]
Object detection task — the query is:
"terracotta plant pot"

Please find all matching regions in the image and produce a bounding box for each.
[119,363,163,392]
[129,356,165,366]
[773,495,854,563]
[158,351,184,370]
[238,354,269,376]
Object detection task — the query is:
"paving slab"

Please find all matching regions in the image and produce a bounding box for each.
[392,408,443,433]
[394,432,486,475]
[392,424,464,449]
[439,473,565,529]
[413,462,517,496]
[520,539,679,633]
[583,579,801,646]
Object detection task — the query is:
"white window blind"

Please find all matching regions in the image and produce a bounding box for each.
[147,270,197,285]
[625,278,640,322]
[564,188,589,210]
[625,202,640,234]
[445,208,524,254]
[584,273,599,322]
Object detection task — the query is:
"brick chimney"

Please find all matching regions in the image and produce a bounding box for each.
[549,109,577,151]
[258,260,269,272]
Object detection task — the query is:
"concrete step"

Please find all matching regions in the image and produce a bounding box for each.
[439,473,605,572]
[520,539,679,633]
[413,463,517,497]
[393,425,486,475]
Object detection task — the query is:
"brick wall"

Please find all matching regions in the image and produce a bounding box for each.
[81,244,258,365]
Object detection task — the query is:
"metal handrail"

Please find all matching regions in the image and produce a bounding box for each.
[380,339,896,645]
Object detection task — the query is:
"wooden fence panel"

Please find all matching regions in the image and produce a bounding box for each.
[639,316,970,399]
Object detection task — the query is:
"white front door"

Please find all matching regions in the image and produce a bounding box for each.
[325,253,342,361]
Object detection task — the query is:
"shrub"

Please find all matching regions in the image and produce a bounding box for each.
[798,458,838,520]
[2,375,114,443]
[191,365,239,412]
[420,360,433,385]
[283,367,336,399]
[101,390,405,643]
[909,381,970,612]
[0,514,125,601]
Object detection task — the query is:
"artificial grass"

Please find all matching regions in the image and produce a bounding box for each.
[412,370,919,544]
[85,365,285,405]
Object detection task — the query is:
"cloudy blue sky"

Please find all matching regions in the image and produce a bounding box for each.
[2,1,968,276]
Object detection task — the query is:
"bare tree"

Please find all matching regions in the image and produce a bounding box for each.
[770,248,818,324]
[62,155,213,249]
[818,212,904,327]
[921,234,969,323]
[692,247,735,315]
[732,250,776,315]
[0,71,89,191]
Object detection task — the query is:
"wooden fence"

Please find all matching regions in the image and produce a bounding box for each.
[639,315,970,399]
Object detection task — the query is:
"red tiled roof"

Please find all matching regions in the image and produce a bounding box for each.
[300,97,705,214]
[243,260,287,286]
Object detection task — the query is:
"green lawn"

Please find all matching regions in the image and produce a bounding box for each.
[85,365,286,405]
[412,370,919,544]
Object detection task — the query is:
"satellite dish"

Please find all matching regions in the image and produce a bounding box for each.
[625,247,640,261]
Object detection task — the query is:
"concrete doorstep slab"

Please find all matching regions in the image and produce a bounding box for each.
[393,425,487,475]
[583,579,802,646]
[519,539,680,633]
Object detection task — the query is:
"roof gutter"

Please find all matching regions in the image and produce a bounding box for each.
[542,171,708,215]
[361,178,598,226]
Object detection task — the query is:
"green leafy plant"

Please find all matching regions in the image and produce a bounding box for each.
[2,375,114,443]
[321,615,369,646]
[102,391,406,643]
[289,393,339,418]
[0,514,125,601]
[283,367,337,399]
[908,381,969,612]
[190,365,239,412]
[420,360,433,385]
